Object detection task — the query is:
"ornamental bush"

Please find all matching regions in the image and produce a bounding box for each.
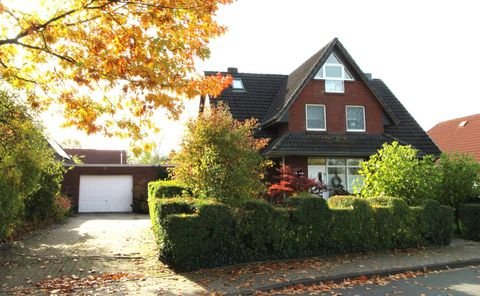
[358,142,440,205]
[149,193,453,271]
[172,104,270,206]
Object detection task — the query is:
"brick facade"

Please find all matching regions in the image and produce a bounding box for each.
[287,80,385,134]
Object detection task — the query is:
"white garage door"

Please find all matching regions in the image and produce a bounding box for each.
[79,175,133,213]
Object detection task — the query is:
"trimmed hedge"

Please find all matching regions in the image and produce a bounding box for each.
[149,194,454,271]
[148,180,187,199]
[459,203,480,241]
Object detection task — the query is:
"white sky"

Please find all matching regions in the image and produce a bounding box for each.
[46,0,480,154]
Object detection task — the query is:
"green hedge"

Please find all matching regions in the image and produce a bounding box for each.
[459,203,480,241]
[148,180,187,199]
[149,195,454,271]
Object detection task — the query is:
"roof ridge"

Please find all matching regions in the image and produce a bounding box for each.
[204,71,288,77]
[430,113,480,128]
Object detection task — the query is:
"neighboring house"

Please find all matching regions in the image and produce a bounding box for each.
[201,38,439,194]
[61,148,169,213]
[428,114,480,161]
[64,148,127,164]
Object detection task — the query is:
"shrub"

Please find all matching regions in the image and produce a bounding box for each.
[148,180,186,199]
[150,195,453,271]
[172,104,270,206]
[358,142,440,205]
[327,195,358,208]
[0,91,65,240]
[459,204,480,241]
[267,165,320,204]
[436,153,480,232]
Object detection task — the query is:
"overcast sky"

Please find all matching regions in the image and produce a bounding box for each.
[47,0,480,154]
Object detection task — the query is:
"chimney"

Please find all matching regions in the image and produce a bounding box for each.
[227,67,238,74]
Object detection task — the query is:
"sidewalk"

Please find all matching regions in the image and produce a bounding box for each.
[172,238,480,295]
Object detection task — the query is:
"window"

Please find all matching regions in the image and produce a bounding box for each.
[305,104,326,131]
[326,158,364,193]
[314,53,353,93]
[232,78,244,90]
[346,106,366,132]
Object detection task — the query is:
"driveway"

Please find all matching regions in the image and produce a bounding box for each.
[0,214,204,295]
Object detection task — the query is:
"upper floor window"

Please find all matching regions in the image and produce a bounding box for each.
[346,105,365,132]
[232,78,244,91]
[306,104,326,131]
[314,53,353,93]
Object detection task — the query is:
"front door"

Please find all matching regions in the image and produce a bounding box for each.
[308,165,329,199]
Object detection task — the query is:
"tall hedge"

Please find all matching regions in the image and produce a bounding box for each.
[459,204,480,241]
[148,194,454,271]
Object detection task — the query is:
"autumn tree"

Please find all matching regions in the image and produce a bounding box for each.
[173,104,270,206]
[0,0,232,149]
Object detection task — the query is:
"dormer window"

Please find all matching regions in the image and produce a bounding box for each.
[314,53,353,93]
[232,78,244,91]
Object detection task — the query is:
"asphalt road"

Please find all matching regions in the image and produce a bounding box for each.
[321,266,480,296]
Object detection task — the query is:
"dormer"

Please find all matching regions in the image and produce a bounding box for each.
[314,53,354,93]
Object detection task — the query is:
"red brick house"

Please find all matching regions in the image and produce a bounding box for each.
[201,38,439,194]
[428,114,480,161]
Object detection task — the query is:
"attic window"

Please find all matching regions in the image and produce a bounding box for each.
[314,53,353,93]
[459,120,468,127]
[232,78,244,91]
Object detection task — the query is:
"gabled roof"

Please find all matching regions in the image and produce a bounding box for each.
[261,38,398,127]
[204,71,287,121]
[428,113,480,161]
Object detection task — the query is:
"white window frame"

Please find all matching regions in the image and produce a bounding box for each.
[314,53,354,93]
[346,105,366,132]
[305,104,326,131]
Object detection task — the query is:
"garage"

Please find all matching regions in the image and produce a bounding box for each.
[79,175,133,213]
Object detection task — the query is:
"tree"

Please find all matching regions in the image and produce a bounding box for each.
[0,91,65,239]
[436,152,480,232]
[128,146,167,164]
[173,104,270,206]
[0,0,232,146]
[358,142,440,204]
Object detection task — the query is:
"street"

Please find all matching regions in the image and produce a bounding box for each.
[320,266,480,296]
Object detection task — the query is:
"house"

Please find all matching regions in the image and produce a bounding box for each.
[428,114,480,161]
[64,148,128,164]
[201,38,439,194]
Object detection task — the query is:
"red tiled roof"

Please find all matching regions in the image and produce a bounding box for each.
[428,114,480,161]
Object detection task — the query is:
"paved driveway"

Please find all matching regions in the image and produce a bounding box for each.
[0,214,204,295]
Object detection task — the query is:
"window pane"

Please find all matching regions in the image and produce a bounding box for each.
[325,80,344,92]
[306,105,325,130]
[347,167,364,193]
[326,53,341,64]
[347,159,362,167]
[327,158,346,166]
[308,158,326,165]
[327,167,346,189]
[347,106,365,131]
[232,78,244,89]
[325,65,342,78]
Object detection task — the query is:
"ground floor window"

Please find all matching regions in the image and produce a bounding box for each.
[308,157,364,194]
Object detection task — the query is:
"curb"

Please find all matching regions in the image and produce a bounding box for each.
[227,258,480,295]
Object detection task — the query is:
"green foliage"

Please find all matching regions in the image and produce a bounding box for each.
[358,142,440,205]
[436,152,480,232]
[327,195,358,208]
[148,180,187,199]
[0,91,66,240]
[172,104,270,206]
[459,204,480,241]
[150,195,453,271]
